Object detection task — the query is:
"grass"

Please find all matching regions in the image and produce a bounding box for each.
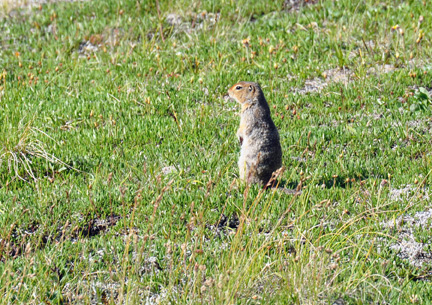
[1,0,432,303]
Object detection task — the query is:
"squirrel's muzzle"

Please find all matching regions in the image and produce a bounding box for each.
[223,93,233,102]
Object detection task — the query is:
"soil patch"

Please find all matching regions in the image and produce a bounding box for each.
[381,186,432,268]
[293,68,353,94]
[282,0,318,12]
[382,209,432,268]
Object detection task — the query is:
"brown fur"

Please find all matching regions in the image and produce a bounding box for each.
[228,81,282,185]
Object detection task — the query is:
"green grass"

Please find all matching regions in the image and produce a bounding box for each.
[1,0,432,303]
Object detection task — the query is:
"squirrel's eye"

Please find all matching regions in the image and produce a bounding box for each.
[235,86,242,90]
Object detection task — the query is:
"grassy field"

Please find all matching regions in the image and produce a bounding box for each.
[1,0,432,303]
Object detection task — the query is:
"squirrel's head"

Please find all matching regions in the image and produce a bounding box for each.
[228,81,262,110]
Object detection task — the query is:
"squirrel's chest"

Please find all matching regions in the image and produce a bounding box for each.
[239,115,268,135]
[238,118,247,133]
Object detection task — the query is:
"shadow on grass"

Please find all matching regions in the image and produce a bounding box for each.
[0,214,121,262]
[271,171,372,193]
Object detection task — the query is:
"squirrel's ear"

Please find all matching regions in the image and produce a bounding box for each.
[248,85,255,93]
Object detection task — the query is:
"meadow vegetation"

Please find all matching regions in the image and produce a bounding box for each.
[1,0,432,303]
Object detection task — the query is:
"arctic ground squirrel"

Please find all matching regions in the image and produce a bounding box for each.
[228,81,282,185]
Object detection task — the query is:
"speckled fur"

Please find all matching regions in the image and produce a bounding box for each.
[228,81,282,185]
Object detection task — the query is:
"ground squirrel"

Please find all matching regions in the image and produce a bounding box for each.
[228,81,282,185]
